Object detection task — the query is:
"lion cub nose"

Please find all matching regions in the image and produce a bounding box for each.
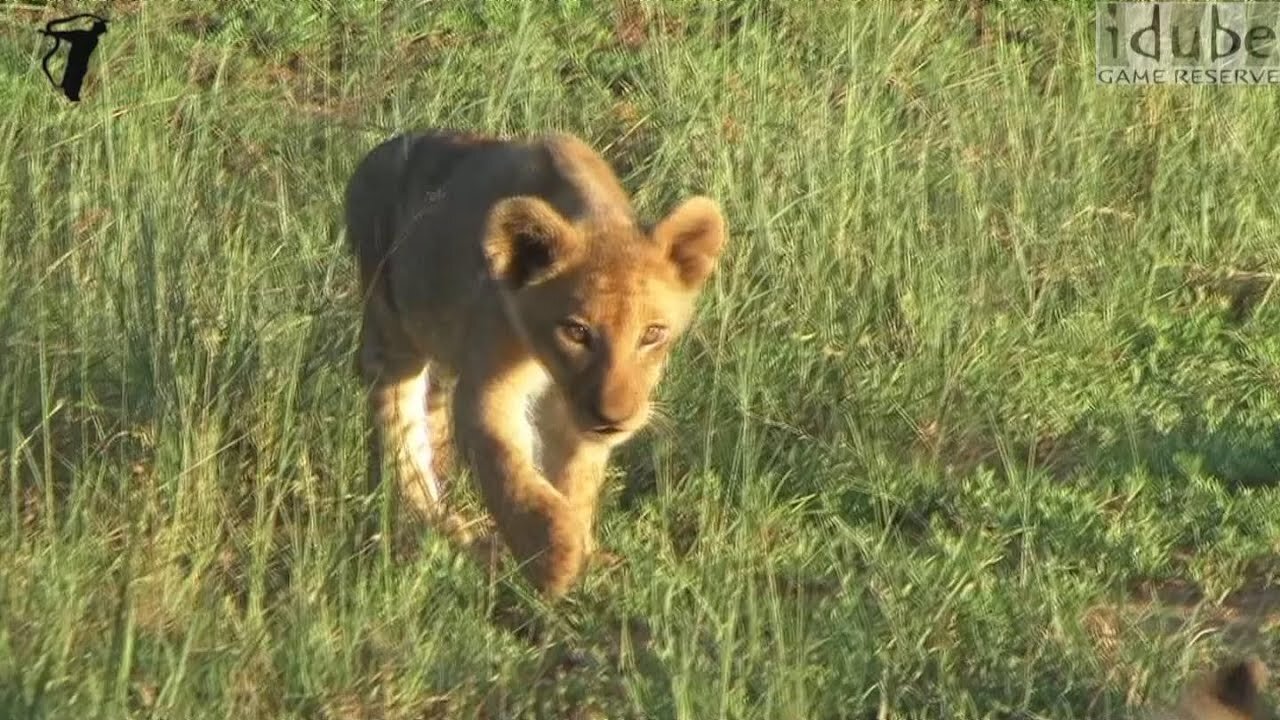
[588,399,631,431]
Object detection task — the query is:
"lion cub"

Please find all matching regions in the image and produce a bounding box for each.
[1156,657,1271,720]
[344,129,727,597]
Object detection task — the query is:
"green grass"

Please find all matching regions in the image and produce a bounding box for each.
[2,1,1279,717]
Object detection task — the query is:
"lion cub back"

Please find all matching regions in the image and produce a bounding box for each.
[343,130,504,298]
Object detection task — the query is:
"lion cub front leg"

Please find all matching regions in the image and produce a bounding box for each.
[534,390,611,563]
[455,373,590,598]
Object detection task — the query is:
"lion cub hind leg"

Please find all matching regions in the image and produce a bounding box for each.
[372,363,442,518]
[357,304,444,519]
[425,373,456,482]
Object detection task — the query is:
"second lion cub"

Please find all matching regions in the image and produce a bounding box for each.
[344,129,727,598]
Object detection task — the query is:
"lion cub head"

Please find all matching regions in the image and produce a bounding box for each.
[1160,657,1272,720]
[483,194,726,444]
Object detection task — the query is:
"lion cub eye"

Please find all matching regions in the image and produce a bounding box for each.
[560,320,592,346]
[639,324,668,347]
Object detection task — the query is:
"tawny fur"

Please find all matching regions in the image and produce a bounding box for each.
[1155,657,1271,720]
[343,129,727,597]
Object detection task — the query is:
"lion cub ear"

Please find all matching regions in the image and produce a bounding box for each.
[1206,657,1268,716]
[1177,657,1270,720]
[483,196,581,290]
[652,196,727,290]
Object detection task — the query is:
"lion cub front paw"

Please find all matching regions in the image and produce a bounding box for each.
[514,508,589,598]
